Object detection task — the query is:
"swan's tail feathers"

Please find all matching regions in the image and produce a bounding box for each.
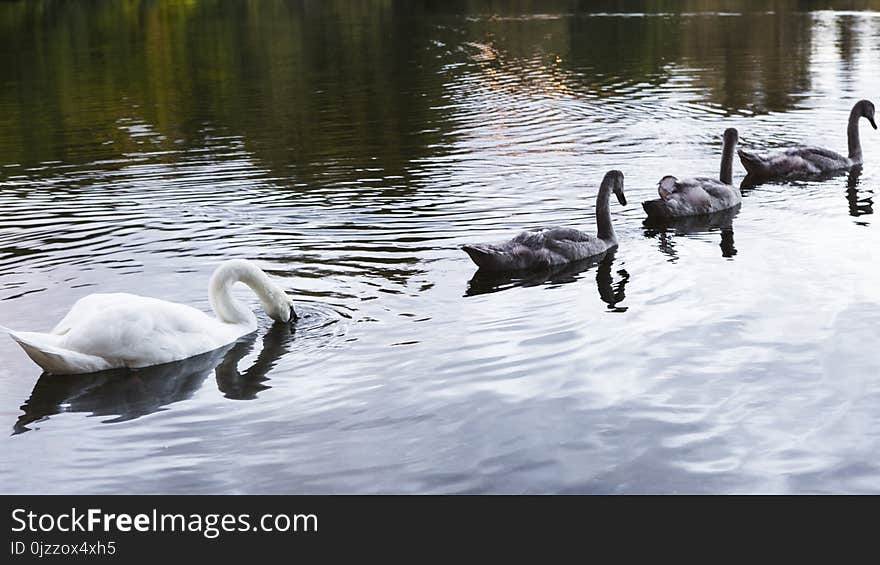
[737,149,766,176]
[2,327,110,375]
[642,199,670,219]
[462,244,504,270]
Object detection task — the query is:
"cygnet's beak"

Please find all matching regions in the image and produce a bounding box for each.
[870,115,878,130]
[616,192,627,206]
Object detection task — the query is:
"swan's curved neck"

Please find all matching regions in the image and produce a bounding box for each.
[848,105,864,163]
[720,135,736,185]
[596,180,615,241]
[209,260,282,327]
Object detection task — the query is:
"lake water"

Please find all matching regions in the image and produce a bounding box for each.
[2,1,880,494]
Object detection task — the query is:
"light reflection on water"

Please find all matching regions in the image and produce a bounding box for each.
[1,1,880,493]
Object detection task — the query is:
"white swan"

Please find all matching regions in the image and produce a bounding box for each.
[1,259,296,375]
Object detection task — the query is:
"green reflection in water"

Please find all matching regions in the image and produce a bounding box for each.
[1,0,879,175]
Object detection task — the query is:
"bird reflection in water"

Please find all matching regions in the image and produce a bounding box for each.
[643,205,740,260]
[845,166,872,222]
[744,166,872,223]
[740,165,851,190]
[13,323,294,434]
[464,251,629,312]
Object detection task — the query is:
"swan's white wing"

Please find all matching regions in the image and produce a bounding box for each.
[56,294,245,368]
[52,293,133,335]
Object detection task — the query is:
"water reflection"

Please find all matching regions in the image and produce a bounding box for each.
[741,167,852,189]
[741,166,871,223]
[465,252,629,311]
[13,324,294,435]
[3,2,880,493]
[0,0,456,186]
[845,166,873,221]
[643,205,740,260]
[836,15,860,72]
[565,7,813,114]
[0,0,854,177]
[215,323,294,400]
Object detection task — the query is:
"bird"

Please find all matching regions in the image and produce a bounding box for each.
[1,259,296,375]
[643,128,742,218]
[738,99,877,180]
[462,170,626,271]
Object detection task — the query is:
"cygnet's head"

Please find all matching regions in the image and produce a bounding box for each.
[723,127,739,145]
[603,169,627,206]
[658,175,677,200]
[857,99,878,130]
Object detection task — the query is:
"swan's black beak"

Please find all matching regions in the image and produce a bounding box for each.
[289,304,298,324]
[616,193,627,206]
[870,116,878,130]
